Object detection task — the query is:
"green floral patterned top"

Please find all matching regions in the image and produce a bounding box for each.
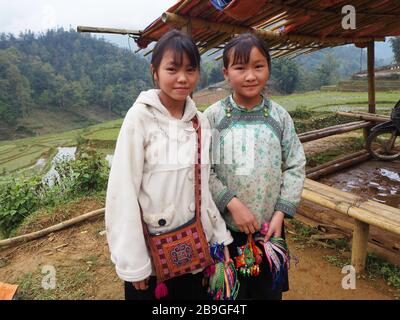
[203,95,306,231]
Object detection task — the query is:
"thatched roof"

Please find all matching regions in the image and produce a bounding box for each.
[136,0,400,58]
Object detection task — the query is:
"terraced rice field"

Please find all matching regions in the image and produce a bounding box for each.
[2,91,399,179]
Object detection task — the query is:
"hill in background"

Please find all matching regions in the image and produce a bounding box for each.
[0,28,153,140]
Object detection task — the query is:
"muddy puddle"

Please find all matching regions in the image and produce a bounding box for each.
[320,159,400,209]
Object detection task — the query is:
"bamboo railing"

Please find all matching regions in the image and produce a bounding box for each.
[303,178,400,272]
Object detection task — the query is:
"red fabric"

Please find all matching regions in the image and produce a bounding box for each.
[283,15,312,34]
[222,0,266,21]
[318,25,336,38]
[317,0,346,9]
[368,0,391,9]
[354,22,387,37]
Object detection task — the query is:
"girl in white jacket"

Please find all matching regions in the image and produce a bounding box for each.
[105,29,233,300]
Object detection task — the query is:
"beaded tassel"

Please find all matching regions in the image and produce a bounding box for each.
[155,282,168,299]
[205,243,239,300]
[255,222,297,289]
[234,234,263,277]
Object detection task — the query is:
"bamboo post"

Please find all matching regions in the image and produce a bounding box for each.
[364,41,376,140]
[368,41,376,115]
[351,220,370,273]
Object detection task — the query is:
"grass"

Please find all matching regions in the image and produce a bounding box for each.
[306,136,365,167]
[83,128,121,140]
[272,90,400,112]
[16,265,90,300]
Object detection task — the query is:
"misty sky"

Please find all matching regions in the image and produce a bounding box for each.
[0,0,394,61]
[0,0,176,34]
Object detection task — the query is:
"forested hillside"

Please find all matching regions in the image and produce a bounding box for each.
[0,28,152,131]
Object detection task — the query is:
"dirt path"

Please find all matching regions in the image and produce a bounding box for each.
[0,212,397,300]
[284,234,396,300]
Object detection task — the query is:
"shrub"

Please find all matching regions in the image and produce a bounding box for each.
[0,175,46,237]
[0,148,110,236]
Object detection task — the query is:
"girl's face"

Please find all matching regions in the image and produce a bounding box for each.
[152,50,199,105]
[223,46,270,106]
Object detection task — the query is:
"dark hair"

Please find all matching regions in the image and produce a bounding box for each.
[151,29,200,79]
[223,33,271,71]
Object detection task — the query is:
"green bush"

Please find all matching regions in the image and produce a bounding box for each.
[55,147,109,195]
[289,107,314,119]
[0,175,45,237]
[0,148,109,236]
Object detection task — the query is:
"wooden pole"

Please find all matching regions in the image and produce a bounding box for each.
[351,220,370,273]
[77,26,141,36]
[336,111,389,123]
[306,150,369,175]
[364,41,376,140]
[306,153,370,180]
[368,41,376,115]
[0,208,105,248]
[299,121,371,143]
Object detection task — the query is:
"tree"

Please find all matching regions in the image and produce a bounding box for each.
[390,37,400,65]
[209,67,224,84]
[102,85,115,112]
[315,54,340,88]
[0,29,153,128]
[271,58,300,94]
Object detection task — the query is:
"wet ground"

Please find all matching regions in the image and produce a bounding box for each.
[320,159,400,209]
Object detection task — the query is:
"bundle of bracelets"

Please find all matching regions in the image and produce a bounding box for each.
[234,234,263,277]
[254,222,298,289]
[204,243,239,300]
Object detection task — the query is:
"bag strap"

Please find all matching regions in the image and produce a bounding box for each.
[191,114,202,221]
[140,114,202,235]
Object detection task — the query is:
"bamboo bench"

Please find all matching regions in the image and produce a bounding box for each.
[302,178,400,272]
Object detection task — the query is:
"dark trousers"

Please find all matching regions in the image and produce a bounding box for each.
[124,272,209,300]
[227,226,289,300]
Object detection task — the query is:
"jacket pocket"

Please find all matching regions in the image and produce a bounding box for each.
[143,203,176,229]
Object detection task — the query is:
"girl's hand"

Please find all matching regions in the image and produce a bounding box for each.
[226,197,260,234]
[264,211,284,242]
[132,278,150,290]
